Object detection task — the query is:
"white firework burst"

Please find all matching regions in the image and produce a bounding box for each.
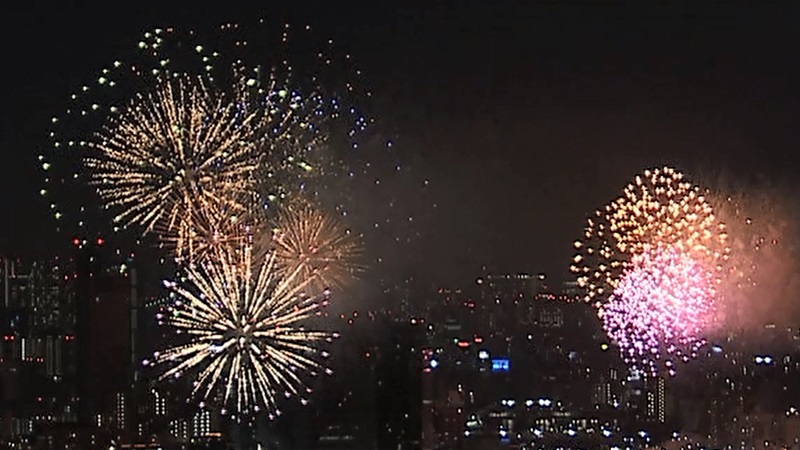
[149,244,337,416]
[86,74,263,234]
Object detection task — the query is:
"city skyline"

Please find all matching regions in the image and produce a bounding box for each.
[0,250,798,448]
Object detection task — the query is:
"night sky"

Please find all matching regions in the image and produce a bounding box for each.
[2,2,800,285]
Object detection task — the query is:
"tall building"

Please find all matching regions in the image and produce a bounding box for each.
[74,242,137,444]
[644,377,667,424]
[0,256,76,446]
[1,257,75,335]
[306,314,382,450]
[375,320,423,450]
[421,364,465,450]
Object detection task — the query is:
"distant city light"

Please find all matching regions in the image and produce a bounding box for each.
[491,358,510,372]
[755,355,774,365]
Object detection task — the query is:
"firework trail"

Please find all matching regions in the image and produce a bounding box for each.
[148,244,337,417]
[265,200,363,294]
[602,245,717,376]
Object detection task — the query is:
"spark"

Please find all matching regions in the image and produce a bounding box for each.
[157,187,263,264]
[602,245,716,376]
[43,23,368,241]
[86,75,262,234]
[571,166,728,308]
[266,200,362,294]
[150,244,336,415]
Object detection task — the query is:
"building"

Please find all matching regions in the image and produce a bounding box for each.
[74,242,138,445]
[375,320,424,450]
[0,256,77,446]
[478,273,547,301]
[644,377,667,424]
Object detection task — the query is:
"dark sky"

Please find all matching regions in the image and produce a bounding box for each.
[2,2,800,284]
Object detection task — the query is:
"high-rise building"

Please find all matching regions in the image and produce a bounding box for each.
[641,376,665,424]
[1,257,75,332]
[375,320,423,450]
[0,256,76,446]
[74,243,137,443]
[306,315,379,450]
[421,365,465,450]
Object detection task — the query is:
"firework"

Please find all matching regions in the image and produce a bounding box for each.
[85,74,269,235]
[157,188,263,263]
[602,245,717,376]
[148,244,337,416]
[266,200,362,294]
[43,20,431,316]
[571,166,728,308]
[42,23,371,241]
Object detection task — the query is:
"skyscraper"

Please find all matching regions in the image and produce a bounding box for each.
[375,320,424,450]
[74,242,137,443]
[0,256,76,446]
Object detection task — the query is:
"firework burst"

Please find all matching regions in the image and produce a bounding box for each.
[157,188,263,264]
[41,23,431,304]
[87,74,272,235]
[266,201,363,294]
[602,245,717,376]
[41,23,371,242]
[571,166,728,308]
[149,244,337,416]
[572,166,729,375]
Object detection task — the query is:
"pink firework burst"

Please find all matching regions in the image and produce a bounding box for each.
[601,245,718,376]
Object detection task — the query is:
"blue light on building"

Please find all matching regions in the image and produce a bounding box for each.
[491,358,510,372]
